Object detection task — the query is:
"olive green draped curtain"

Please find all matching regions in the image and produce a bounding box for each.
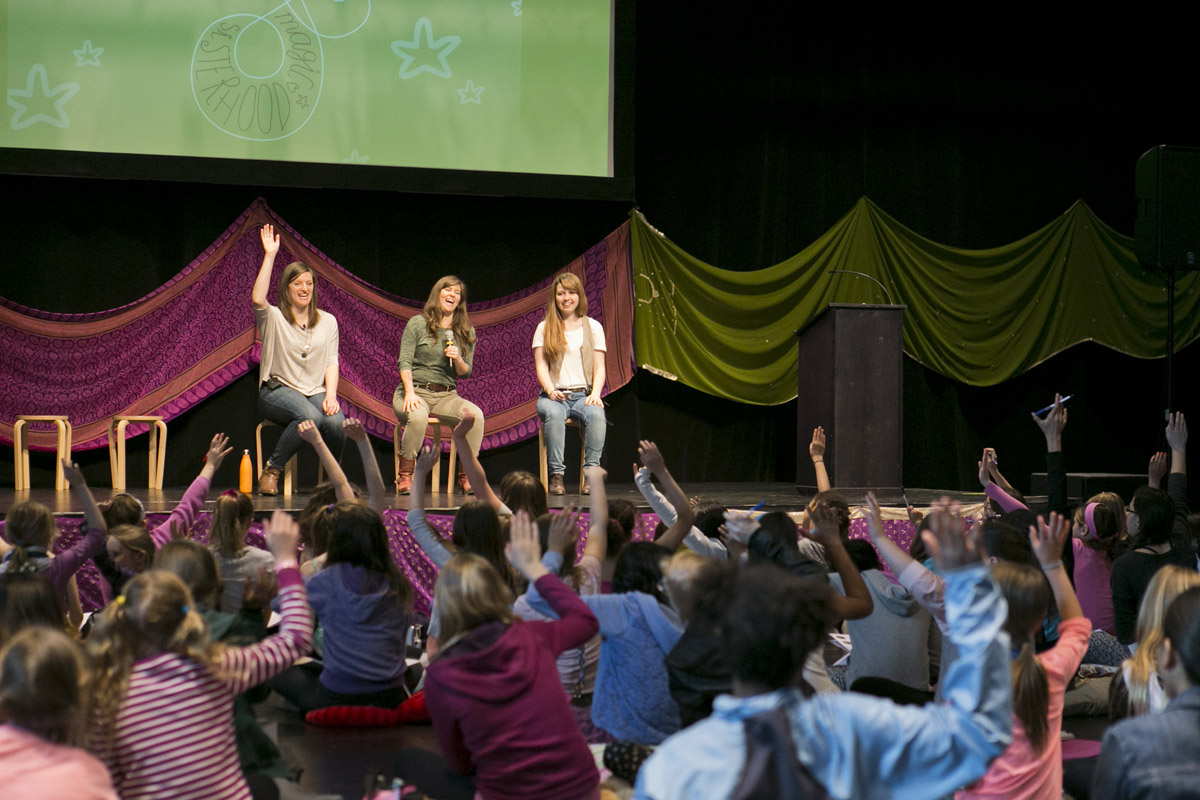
[631,198,1200,403]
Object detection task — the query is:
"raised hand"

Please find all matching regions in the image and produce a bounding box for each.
[61,460,85,488]
[1166,411,1188,452]
[1148,451,1168,487]
[169,520,188,541]
[921,499,983,572]
[805,502,843,549]
[548,504,580,556]
[722,509,760,544]
[638,440,666,474]
[264,509,300,562]
[260,224,280,256]
[977,449,995,488]
[505,511,549,581]
[863,492,887,542]
[1032,393,1068,449]
[414,444,440,475]
[1030,511,1069,567]
[297,419,321,444]
[453,411,476,439]
[343,417,367,442]
[205,433,233,470]
[809,426,826,461]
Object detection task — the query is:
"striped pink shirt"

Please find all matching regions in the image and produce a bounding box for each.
[90,567,312,800]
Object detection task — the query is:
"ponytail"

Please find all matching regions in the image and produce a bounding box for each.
[1011,639,1050,752]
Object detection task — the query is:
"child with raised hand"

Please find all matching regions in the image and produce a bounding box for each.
[273,501,413,714]
[633,449,724,560]
[102,433,232,546]
[514,467,609,703]
[0,627,119,800]
[296,416,383,577]
[402,510,600,800]
[87,509,313,800]
[636,500,1014,800]
[1,460,108,611]
[1111,411,1194,645]
[957,511,1090,800]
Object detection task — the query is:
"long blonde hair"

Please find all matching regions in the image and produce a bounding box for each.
[422,275,475,345]
[277,261,320,329]
[87,571,219,744]
[433,553,514,656]
[539,272,588,363]
[1122,565,1200,716]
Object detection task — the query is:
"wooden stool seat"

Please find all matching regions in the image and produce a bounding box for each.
[255,420,325,495]
[538,417,587,495]
[108,415,168,491]
[394,417,458,494]
[13,415,72,491]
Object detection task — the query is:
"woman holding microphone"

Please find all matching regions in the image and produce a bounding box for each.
[393,276,483,494]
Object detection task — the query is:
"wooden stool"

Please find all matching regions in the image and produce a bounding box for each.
[13,415,72,491]
[538,417,587,494]
[394,417,458,494]
[108,415,168,491]
[255,420,325,495]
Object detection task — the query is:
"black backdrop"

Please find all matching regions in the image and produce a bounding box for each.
[3,7,1197,498]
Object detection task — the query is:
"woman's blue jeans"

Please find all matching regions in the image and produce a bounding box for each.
[536,390,606,475]
[258,384,345,470]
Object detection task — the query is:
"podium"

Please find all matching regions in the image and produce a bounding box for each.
[795,304,905,493]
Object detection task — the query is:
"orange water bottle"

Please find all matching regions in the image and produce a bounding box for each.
[239,449,253,495]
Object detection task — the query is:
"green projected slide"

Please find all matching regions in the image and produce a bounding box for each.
[2,0,614,177]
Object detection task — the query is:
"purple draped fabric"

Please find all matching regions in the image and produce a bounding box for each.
[0,198,635,454]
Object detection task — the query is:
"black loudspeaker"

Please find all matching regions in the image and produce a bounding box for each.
[1135,144,1200,271]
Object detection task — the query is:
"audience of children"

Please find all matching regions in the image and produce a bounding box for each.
[0,397,1195,800]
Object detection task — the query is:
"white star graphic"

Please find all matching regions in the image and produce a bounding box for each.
[457,80,484,104]
[7,64,80,130]
[391,18,461,79]
[73,40,104,67]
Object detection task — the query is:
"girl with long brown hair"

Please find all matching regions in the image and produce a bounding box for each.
[533,272,607,495]
[392,275,483,494]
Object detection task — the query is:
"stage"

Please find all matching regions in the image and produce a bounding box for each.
[0,482,1001,517]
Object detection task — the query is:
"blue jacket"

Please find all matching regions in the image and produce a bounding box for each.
[525,571,684,744]
[635,565,1013,800]
[1092,685,1200,800]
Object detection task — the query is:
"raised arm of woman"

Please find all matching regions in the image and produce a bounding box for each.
[252,224,280,309]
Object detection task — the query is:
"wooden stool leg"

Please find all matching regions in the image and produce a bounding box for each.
[108,420,120,490]
[113,420,130,492]
[54,420,69,491]
[283,454,297,495]
[578,424,587,494]
[153,420,168,490]
[394,426,402,489]
[430,426,442,496]
[255,423,266,479]
[13,420,27,491]
[448,435,458,495]
[538,426,548,495]
[146,422,158,490]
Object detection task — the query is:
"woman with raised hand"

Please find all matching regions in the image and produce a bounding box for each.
[393,276,482,495]
[533,272,607,496]
[253,223,344,496]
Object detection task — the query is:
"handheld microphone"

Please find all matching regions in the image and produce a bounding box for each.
[445,330,455,367]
